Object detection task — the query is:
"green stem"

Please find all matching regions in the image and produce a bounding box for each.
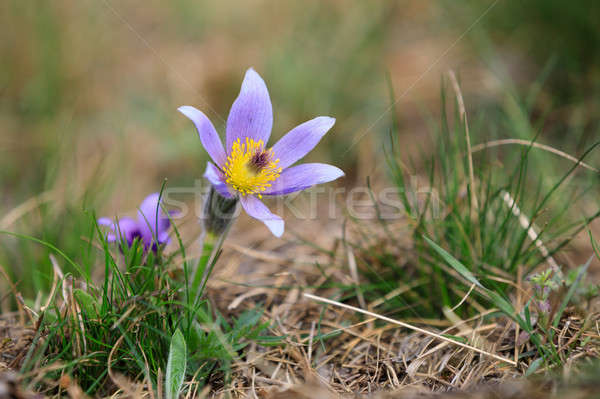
[191,232,215,292]
[191,219,236,305]
[190,186,239,304]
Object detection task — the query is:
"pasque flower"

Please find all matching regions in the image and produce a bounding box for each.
[98,193,171,251]
[179,68,344,237]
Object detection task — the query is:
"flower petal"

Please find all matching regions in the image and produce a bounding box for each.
[271,117,335,169]
[178,105,226,166]
[264,163,344,196]
[240,195,284,237]
[204,162,233,198]
[98,217,117,242]
[116,217,140,244]
[98,217,138,243]
[226,68,273,151]
[158,230,170,245]
[104,217,139,245]
[97,217,113,227]
[137,193,170,246]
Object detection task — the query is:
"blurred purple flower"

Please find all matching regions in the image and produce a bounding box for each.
[538,299,551,313]
[98,193,171,251]
[179,68,344,237]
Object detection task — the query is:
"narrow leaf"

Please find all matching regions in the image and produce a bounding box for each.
[424,236,483,288]
[441,334,468,344]
[74,289,99,319]
[525,356,545,377]
[165,329,187,399]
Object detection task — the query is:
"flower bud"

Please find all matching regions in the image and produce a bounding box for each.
[202,186,238,235]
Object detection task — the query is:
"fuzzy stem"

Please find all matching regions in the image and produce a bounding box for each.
[190,186,239,303]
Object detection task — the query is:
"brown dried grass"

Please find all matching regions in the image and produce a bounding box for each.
[1,214,599,398]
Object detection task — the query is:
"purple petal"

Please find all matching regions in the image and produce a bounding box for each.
[204,162,233,198]
[98,217,117,242]
[240,195,284,237]
[98,219,117,242]
[178,106,226,166]
[264,163,344,196]
[271,117,335,169]
[137,193,170,246]
[158,230,170,245]
[113,217,139,245]
[97,217,113,227]
[226,68,273,151]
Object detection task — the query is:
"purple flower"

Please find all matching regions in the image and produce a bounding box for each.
[98,193,171,251]
[179,68,344,237]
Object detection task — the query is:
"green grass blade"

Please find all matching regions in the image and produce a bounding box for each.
[590,229,600,260]
[73,288,99,319]
[0,230,86,279]
[423,235,483,289]
[425,236,530,329]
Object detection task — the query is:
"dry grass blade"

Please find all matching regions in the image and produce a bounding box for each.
[303,293,517,366]
[0,191,55,229]
[448,70,478,214]
[416,323,497,361]
[501,190,560,271]
[471,139,599,173]
[346,244,366,310]
[450,283,476,312]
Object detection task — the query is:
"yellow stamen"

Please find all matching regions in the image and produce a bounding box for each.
[223,137,282,198]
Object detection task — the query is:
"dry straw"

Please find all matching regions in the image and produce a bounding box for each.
[303,293,517,366]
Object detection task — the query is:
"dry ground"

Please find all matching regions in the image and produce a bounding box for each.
[2,215,599,398]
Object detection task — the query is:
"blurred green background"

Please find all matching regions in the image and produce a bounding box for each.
[1,0,599,298]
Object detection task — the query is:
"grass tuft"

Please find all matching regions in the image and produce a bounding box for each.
[5,214,275,396]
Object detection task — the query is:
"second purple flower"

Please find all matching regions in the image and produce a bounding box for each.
[98,193,171,252]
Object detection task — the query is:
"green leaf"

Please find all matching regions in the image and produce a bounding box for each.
[441,334,468,344]
[589,228,600,261]
[165,329,187,399]
[525,356,545,377]
[256,335,287,346]
[424,236,532,330]
[423,236,483,288]
[487,290,516,318]
[234,309,262,331]
[524,301,533,330]
[73,289,99,319]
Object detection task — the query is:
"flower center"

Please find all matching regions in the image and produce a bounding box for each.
[223,137,282,197]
